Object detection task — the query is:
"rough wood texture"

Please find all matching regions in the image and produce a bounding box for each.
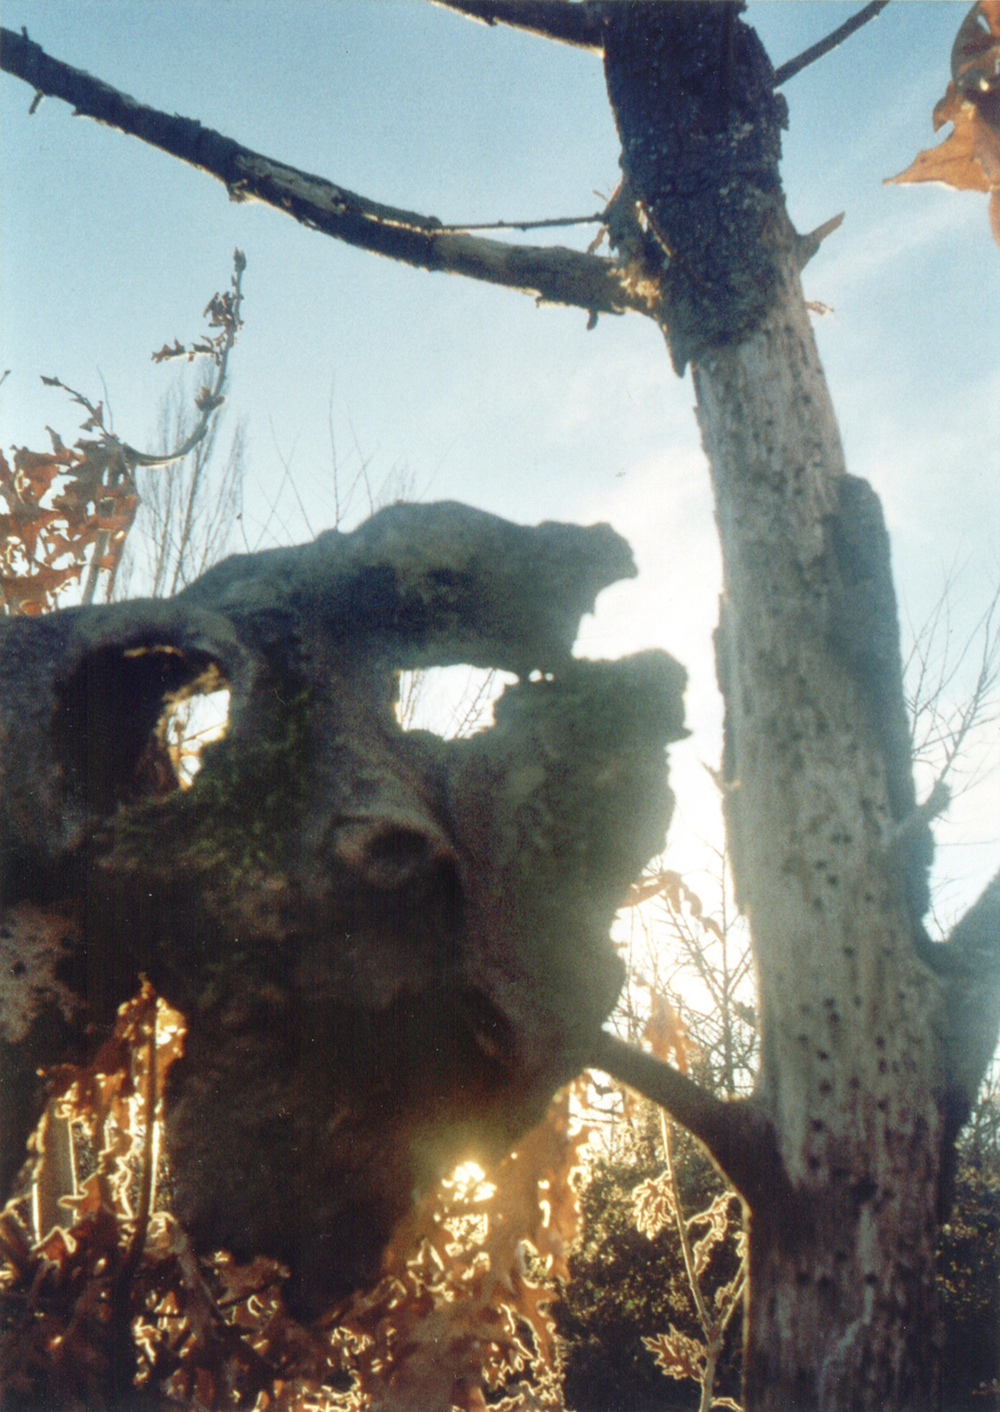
[0,501,686,1317]
[600,7,1000,1407]
[696,238,946,1410]
[603,2,788,373]
[4,6,999,1400]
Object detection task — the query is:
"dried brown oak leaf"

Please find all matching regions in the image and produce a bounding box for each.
[886,0,1000,245]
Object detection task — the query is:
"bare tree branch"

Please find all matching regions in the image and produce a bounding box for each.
[772,1,892,87]
[588,1029,790,1209]
[428,0,605,50]
[907,577,1000,797]
[0,27,649,320]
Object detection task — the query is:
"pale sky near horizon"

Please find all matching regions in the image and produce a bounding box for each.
[1,1,998,923]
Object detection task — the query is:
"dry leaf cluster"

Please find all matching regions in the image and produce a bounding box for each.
[1,986,592,1411]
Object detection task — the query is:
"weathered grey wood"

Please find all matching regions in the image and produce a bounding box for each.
[598,8,1000,1406]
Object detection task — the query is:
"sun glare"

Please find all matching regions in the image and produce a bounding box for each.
[444,1160,496,1203]
[165,688,230,786]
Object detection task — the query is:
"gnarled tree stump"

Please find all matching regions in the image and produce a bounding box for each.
[0,501,685,1315]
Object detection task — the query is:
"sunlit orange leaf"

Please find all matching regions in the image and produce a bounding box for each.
[624,870,676,906]
[1,562,81,614]
[17,510,63,558]
[12,447,70,499]
[151,338,186,363]
[690,1190,740,1276]
[642,1327,708,1382]
[889,81,1000,192]
[633,1172,676,1238]
[97,496,139,535]
[33,530,75,558]
[335,1088,589,1408]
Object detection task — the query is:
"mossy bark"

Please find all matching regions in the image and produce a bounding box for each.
[0,502,686,1317]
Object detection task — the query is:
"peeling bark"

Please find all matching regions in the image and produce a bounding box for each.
[603,2,789,373]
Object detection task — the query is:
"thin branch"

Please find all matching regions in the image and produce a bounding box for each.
[906,575,1000,796]
[659,1113,712,1331]
[588,1030,789,1209]
[130,248,246,471]
[0,27,648,321]
[109,995,157,1388]
[432,211,604,233]
[70,250,245,604]
[428,0,605,51]
[773,1,892,87]
[114,1005,157,1300]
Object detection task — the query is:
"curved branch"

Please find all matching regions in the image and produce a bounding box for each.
[0,27,646,320]
[128,249,246,471]
[428,0,605,50]
[588,1030,790,1210]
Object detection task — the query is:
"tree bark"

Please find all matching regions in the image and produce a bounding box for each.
[694,227,948,1411]
[0,502,688,1321]
[600,5,1000,1407]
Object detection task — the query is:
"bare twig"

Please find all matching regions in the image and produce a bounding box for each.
[660,1116,712,1330]
[906,576,1000,795]
[109,995,157,1393]
[773,1,892,87]
[432,211,604,233]
[138,248,246,471]
[75,251,245,605]
[166,268,245,591]
[114,1004,157,1299]
[653,1109,747,1411]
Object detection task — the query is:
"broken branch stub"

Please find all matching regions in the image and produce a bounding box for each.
[0,500,685,1316]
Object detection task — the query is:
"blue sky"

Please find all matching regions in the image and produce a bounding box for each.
[2,1,998,920]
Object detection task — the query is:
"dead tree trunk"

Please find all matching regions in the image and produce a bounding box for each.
[600,6,1000,1408]
[695,245,947,1411]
